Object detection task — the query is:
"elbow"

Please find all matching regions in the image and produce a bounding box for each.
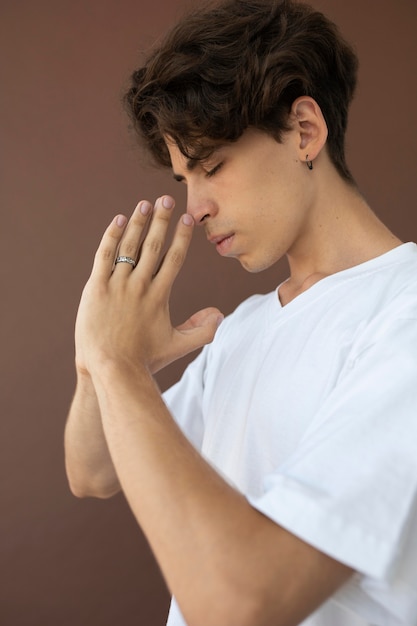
[187,605,288,626]
[66,466,121,500]
[68,482,92,499]
[68,478,120,500]
[183,584,283,626]
[185,607,265,626]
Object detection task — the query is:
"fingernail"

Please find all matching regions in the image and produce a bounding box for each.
[140,201,152,216]
[162,196,175,210]
[116,215,127,227]
[182,214,194,226]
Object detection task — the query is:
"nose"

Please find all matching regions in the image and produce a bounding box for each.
[186,183,218,224]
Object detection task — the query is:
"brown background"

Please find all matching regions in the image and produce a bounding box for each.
[1,0,416,625]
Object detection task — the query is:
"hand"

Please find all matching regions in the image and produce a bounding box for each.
[74,196,223,376]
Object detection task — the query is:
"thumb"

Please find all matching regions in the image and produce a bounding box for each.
[151,308,225,374]
[176,307,224,348]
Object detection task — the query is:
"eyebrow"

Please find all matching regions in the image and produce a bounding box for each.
[172,157,199,182]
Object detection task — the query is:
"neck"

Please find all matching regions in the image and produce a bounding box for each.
[280,167,402,305]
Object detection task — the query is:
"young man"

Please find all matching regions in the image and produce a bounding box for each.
[64,1,417,624]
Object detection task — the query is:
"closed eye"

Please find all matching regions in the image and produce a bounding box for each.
[205,162,224,178]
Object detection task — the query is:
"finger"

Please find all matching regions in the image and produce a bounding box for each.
[135,195,176,279]
[114,200,153,274]
[91,214,128,280]
[152,213,194,292]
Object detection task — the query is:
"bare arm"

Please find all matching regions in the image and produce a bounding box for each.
[70,196,353,626]
[65,197,221,499]
[95,361,353,626]
[64,372,120,498]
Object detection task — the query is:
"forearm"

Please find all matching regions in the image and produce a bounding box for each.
[72,199,352,625]
[93,361,352,626]
[64,372,120,498]
[93,362,255,623]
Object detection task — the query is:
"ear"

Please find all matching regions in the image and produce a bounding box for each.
[290,96,328,165]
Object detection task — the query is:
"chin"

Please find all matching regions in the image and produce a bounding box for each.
[238,256,276,274]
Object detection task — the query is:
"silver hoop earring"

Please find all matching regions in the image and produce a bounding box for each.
[306,155,313,170]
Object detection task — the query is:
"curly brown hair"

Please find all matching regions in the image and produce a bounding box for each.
[123,0,358,183]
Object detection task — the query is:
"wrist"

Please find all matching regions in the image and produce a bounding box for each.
[75,367,97,397]
[91,358,161,421]
[91,356,152,390]
[75,364,92,382]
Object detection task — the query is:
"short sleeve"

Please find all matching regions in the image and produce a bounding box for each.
[162,346,209,451]
[248,315,417,624]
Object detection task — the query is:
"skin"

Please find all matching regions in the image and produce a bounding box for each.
[64,96,402,626]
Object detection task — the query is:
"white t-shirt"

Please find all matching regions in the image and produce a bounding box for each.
[163,243,417,626]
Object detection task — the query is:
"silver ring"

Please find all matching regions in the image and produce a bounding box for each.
[115,255,136,268]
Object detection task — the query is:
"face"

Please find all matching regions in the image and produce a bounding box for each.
[167,128,314,273]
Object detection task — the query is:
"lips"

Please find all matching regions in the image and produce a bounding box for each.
[208,233,234,245]
[208,232,235,255]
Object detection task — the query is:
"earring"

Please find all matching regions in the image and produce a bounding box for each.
[306,155,313,170]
